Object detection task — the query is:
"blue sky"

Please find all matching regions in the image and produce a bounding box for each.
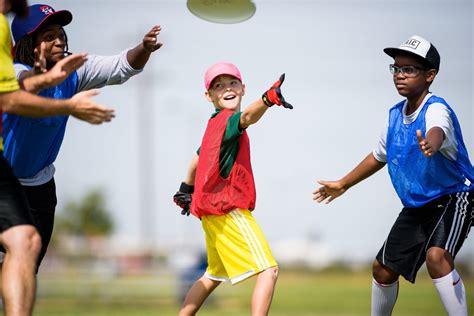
[22,0,473,261]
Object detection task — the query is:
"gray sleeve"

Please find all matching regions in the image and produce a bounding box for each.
[13,63,30,79]
[76,48,143,92]
[425,102,458,161]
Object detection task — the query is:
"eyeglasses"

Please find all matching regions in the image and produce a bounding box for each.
[389,64,427,78]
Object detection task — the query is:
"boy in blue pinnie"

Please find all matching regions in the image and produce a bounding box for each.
[313,35,473,315]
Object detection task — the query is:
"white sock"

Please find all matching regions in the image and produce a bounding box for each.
[371,278,399,316]
[433,269,467,316]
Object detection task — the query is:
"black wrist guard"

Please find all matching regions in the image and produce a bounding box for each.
[179,182,194,194]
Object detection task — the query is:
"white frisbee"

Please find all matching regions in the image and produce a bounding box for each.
[187,0,256,24]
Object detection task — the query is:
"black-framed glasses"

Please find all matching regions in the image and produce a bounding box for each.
[389,64,427,78]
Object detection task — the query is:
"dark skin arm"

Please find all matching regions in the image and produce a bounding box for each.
[313,127,445,203]
[313,153,386,204]
[126,25,162,70]
[19,25,163,91]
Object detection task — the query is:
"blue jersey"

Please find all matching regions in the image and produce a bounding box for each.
[386,95,474,208]
[2,69,78,178]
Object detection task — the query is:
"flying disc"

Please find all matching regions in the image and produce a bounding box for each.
[187,0,256,24]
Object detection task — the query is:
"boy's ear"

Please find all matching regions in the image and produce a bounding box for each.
[241,84,246,96]
[205,91,213,102]
[426,69,437,83]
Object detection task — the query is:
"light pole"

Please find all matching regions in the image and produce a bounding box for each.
[137,68,156,248]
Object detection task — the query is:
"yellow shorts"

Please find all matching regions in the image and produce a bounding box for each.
[201,209,277,285]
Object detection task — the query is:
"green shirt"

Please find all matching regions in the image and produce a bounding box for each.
[197,109,243,178]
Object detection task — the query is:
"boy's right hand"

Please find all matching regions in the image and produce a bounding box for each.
[173,182,194,216]
[312,180,346,204]
[262,73,293,109]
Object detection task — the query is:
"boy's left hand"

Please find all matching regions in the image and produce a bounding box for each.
[173,191,192,216]
[173,182,194,216]
[143,25,163,52]
[416,130,434,157]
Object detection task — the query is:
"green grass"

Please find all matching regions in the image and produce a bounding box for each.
[27,268,473,316]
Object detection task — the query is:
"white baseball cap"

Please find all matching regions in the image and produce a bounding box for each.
[384,35,440,71]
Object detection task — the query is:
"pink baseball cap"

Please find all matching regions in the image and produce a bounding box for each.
[204,62,242,90]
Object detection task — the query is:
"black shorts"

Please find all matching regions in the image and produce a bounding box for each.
[376,191,473,283]
[0,155,34,232]
[22,178,57,269]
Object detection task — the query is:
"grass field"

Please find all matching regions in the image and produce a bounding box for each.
[28,268,473,316]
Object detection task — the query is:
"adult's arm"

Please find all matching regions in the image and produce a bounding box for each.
[0,89,114,124]
[76,25,162,92]
[16,53,88,94]
[126,25,162,70]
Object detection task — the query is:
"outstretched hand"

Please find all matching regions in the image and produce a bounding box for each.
[142,25,163,52]
[173,191,192,216]
[262,73,293,109]
[312,180,346,204]
[43,53,88,87]
[70,89,115,124]
[416,130,434,157]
